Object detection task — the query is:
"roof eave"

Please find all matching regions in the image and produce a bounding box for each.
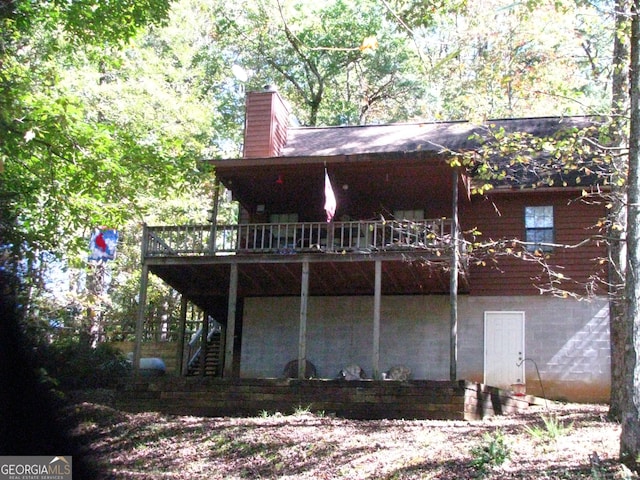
[208,150,450,170]
[477,183,611,194]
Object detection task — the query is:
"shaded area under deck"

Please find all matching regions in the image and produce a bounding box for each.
[134,216,469,383]
[148,253,468,310]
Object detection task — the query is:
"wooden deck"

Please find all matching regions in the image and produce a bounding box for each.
[144,218,454,257]
[140,219,469,306]
[116,378,529,420]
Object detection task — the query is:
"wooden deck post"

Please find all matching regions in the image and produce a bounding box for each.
[219,324,226,375]
[199,308,209,376]
[176,296,188,375]
[372,260,382,379]
[133,262,149,377]
[224,263,238,378]
[450,168,460,382]
[208,179,221,253]
[298,260,309,379]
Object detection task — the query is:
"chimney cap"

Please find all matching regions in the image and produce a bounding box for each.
[263,84,277,92]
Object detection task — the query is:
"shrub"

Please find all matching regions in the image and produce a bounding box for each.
[470,429,511,476]
[40,339,130,390]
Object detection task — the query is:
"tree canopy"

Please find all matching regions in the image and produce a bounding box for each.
[0,0,217,262]
[194,0,613,125]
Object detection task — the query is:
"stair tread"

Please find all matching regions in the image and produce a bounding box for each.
[185,338,222,376]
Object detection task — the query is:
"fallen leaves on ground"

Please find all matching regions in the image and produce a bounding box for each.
[66,400,634,479]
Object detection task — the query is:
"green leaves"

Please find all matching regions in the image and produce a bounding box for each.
[0,0,206,262]
[203,0,425,126]
[53,0,173,46]
[463,122,615,194]
[469,429,511,476]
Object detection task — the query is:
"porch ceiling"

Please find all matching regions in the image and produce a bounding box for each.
[147,253,468,313]
[210,153,459,220]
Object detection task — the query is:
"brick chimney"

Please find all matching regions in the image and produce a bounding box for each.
[243,86,290,158]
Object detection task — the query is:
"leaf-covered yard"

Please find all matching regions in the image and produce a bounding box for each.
[67,400,634,479]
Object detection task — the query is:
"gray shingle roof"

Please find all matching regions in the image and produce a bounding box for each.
[281,116,597,158]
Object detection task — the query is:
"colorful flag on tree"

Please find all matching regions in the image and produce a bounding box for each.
[89,228,118,262]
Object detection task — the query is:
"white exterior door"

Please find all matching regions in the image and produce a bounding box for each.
[484,311,525,389]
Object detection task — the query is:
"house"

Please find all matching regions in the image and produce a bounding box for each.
[125,87,610,419]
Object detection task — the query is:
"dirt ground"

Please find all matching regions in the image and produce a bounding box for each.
[66,399,635,479]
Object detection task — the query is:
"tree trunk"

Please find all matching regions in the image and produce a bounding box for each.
[620,0,640,469]
[609,0,632,422]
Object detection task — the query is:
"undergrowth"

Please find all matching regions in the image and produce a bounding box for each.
[469,429,511,476]
[524,413,573,442]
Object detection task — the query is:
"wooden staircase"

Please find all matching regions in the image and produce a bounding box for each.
[186,331,222,377]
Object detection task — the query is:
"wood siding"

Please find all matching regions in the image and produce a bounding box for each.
[461,190,607,296]
[243,91,289,158]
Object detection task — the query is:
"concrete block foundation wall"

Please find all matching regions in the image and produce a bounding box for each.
[241,295,610,403]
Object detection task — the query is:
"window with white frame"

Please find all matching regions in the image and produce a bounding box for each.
[524,206,554,252]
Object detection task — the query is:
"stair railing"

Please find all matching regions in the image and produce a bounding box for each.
[185,327,203,373]
[185,318,221,373]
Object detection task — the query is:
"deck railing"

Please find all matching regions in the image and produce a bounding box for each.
[144,219,454,258]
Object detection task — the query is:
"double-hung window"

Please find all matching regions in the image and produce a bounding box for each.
[524,206,554,252]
